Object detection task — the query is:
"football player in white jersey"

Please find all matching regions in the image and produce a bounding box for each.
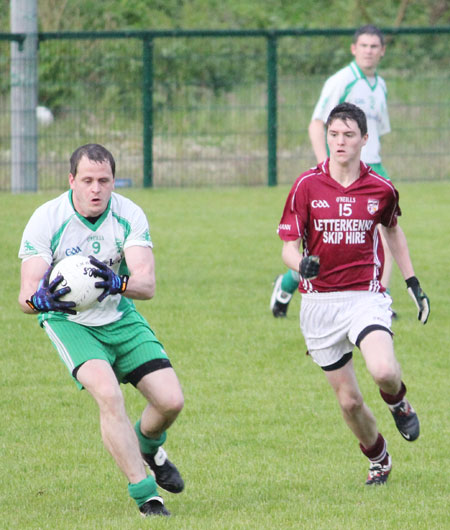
[271,25,396,317]
[18,144,183,517]
[277,103,430,485]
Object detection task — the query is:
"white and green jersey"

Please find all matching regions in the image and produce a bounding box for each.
[312,60,390,164]
[19,190,153,327]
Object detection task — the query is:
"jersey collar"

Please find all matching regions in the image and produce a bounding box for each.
[350,60,378,91]
[320,158,371,188]
[68,189,111,231]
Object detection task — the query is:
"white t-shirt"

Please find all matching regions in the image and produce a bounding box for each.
[19,190,153,327]
[311,61,390,164]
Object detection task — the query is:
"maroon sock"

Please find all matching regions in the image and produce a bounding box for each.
[360,433,387,463]
[380,381,406,405]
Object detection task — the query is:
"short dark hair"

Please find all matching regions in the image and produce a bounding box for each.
[353,24,384,46]
[70,144,116,177]
[326,103,368,136]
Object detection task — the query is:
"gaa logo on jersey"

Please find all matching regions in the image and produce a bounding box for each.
[367,199,379,215]
[311,200,330,208]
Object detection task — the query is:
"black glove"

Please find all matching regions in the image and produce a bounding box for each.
[89,255,129,303]
[299,255,320,280]
[26,266,77,315]
[406,276,430,324]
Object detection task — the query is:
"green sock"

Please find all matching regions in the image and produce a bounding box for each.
[128,475,158,507]
[135,420,167,455]
[281,269,299,294]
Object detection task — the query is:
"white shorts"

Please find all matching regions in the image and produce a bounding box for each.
[299,291,393,370]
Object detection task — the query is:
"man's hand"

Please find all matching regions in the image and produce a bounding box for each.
[406,276,430,324]
[300,255,320,280]
[89,255,129,303]
[26,266,77,315]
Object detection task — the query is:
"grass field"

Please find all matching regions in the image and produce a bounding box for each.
[1,181,449,529]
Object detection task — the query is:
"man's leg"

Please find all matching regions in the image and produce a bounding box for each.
[359,330,420,441]
[324,359,392,485]
[76,359,169,516]
[324,359,378,447]
[135,367,185,493]
[270,269,299,317]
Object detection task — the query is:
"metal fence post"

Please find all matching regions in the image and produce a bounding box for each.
[142,37,153,188]
[10,0,38,192]
[266,33,277,186]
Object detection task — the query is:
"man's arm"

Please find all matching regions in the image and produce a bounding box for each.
[18,257,51,314]
[282,239,320,280]
[381,224,415,280]
[282,239,302,271]
[121,245,156,300]
[383,224,430,324]
[308,119,328,164]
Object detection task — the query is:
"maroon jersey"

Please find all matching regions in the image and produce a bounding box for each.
[278,159,401,293]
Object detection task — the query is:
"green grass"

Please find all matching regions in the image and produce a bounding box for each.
[1,182,449,529]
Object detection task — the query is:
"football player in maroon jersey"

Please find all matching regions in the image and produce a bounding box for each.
[277,102,430,485]
[271,25,397,318]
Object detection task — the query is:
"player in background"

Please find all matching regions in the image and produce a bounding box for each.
[18,144,184,517]
[271,24,395,317]
[277,103,429,485]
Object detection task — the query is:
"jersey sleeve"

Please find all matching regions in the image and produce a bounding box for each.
[277,178,309,241]
[380,185,401,228]
[311,69,348,122]
[18,205,54,264]
[123,203,153,250]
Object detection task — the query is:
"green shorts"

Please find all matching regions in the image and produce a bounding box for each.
[42,310,171,389]
[370,163,390,180]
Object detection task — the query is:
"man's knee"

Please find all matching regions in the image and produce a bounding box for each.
[370,361,400,388]
[77,361,124,410]
[338,391,364,417]
[158,391,184,418]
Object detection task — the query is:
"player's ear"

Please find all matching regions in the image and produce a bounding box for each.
[68,173,75,189]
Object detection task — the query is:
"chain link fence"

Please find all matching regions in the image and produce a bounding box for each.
[1,27,449,190]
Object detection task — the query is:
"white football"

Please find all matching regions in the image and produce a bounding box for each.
[49,255,103,312]
[36,105,54,126]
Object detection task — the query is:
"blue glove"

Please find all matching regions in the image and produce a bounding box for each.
[26,266,77,315]
[89,255,129,303]
[406,276,430,324]
[300,255,320,280]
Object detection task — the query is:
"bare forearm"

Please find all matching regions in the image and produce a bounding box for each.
[18,257,49,314]
[282,240,302,272]
[122,246,156,300]
[382,225,415,280]
[123,275,155,300]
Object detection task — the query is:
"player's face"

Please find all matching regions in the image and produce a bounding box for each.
[69,156,115,217]
[351,34,385,75]
[327,118,368,165]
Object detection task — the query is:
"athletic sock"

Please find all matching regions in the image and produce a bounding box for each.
[128,475,159,507]
[380,381,407,410]
[135,420,167,456]
[360,433,388,464]
[280,269,299,293]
